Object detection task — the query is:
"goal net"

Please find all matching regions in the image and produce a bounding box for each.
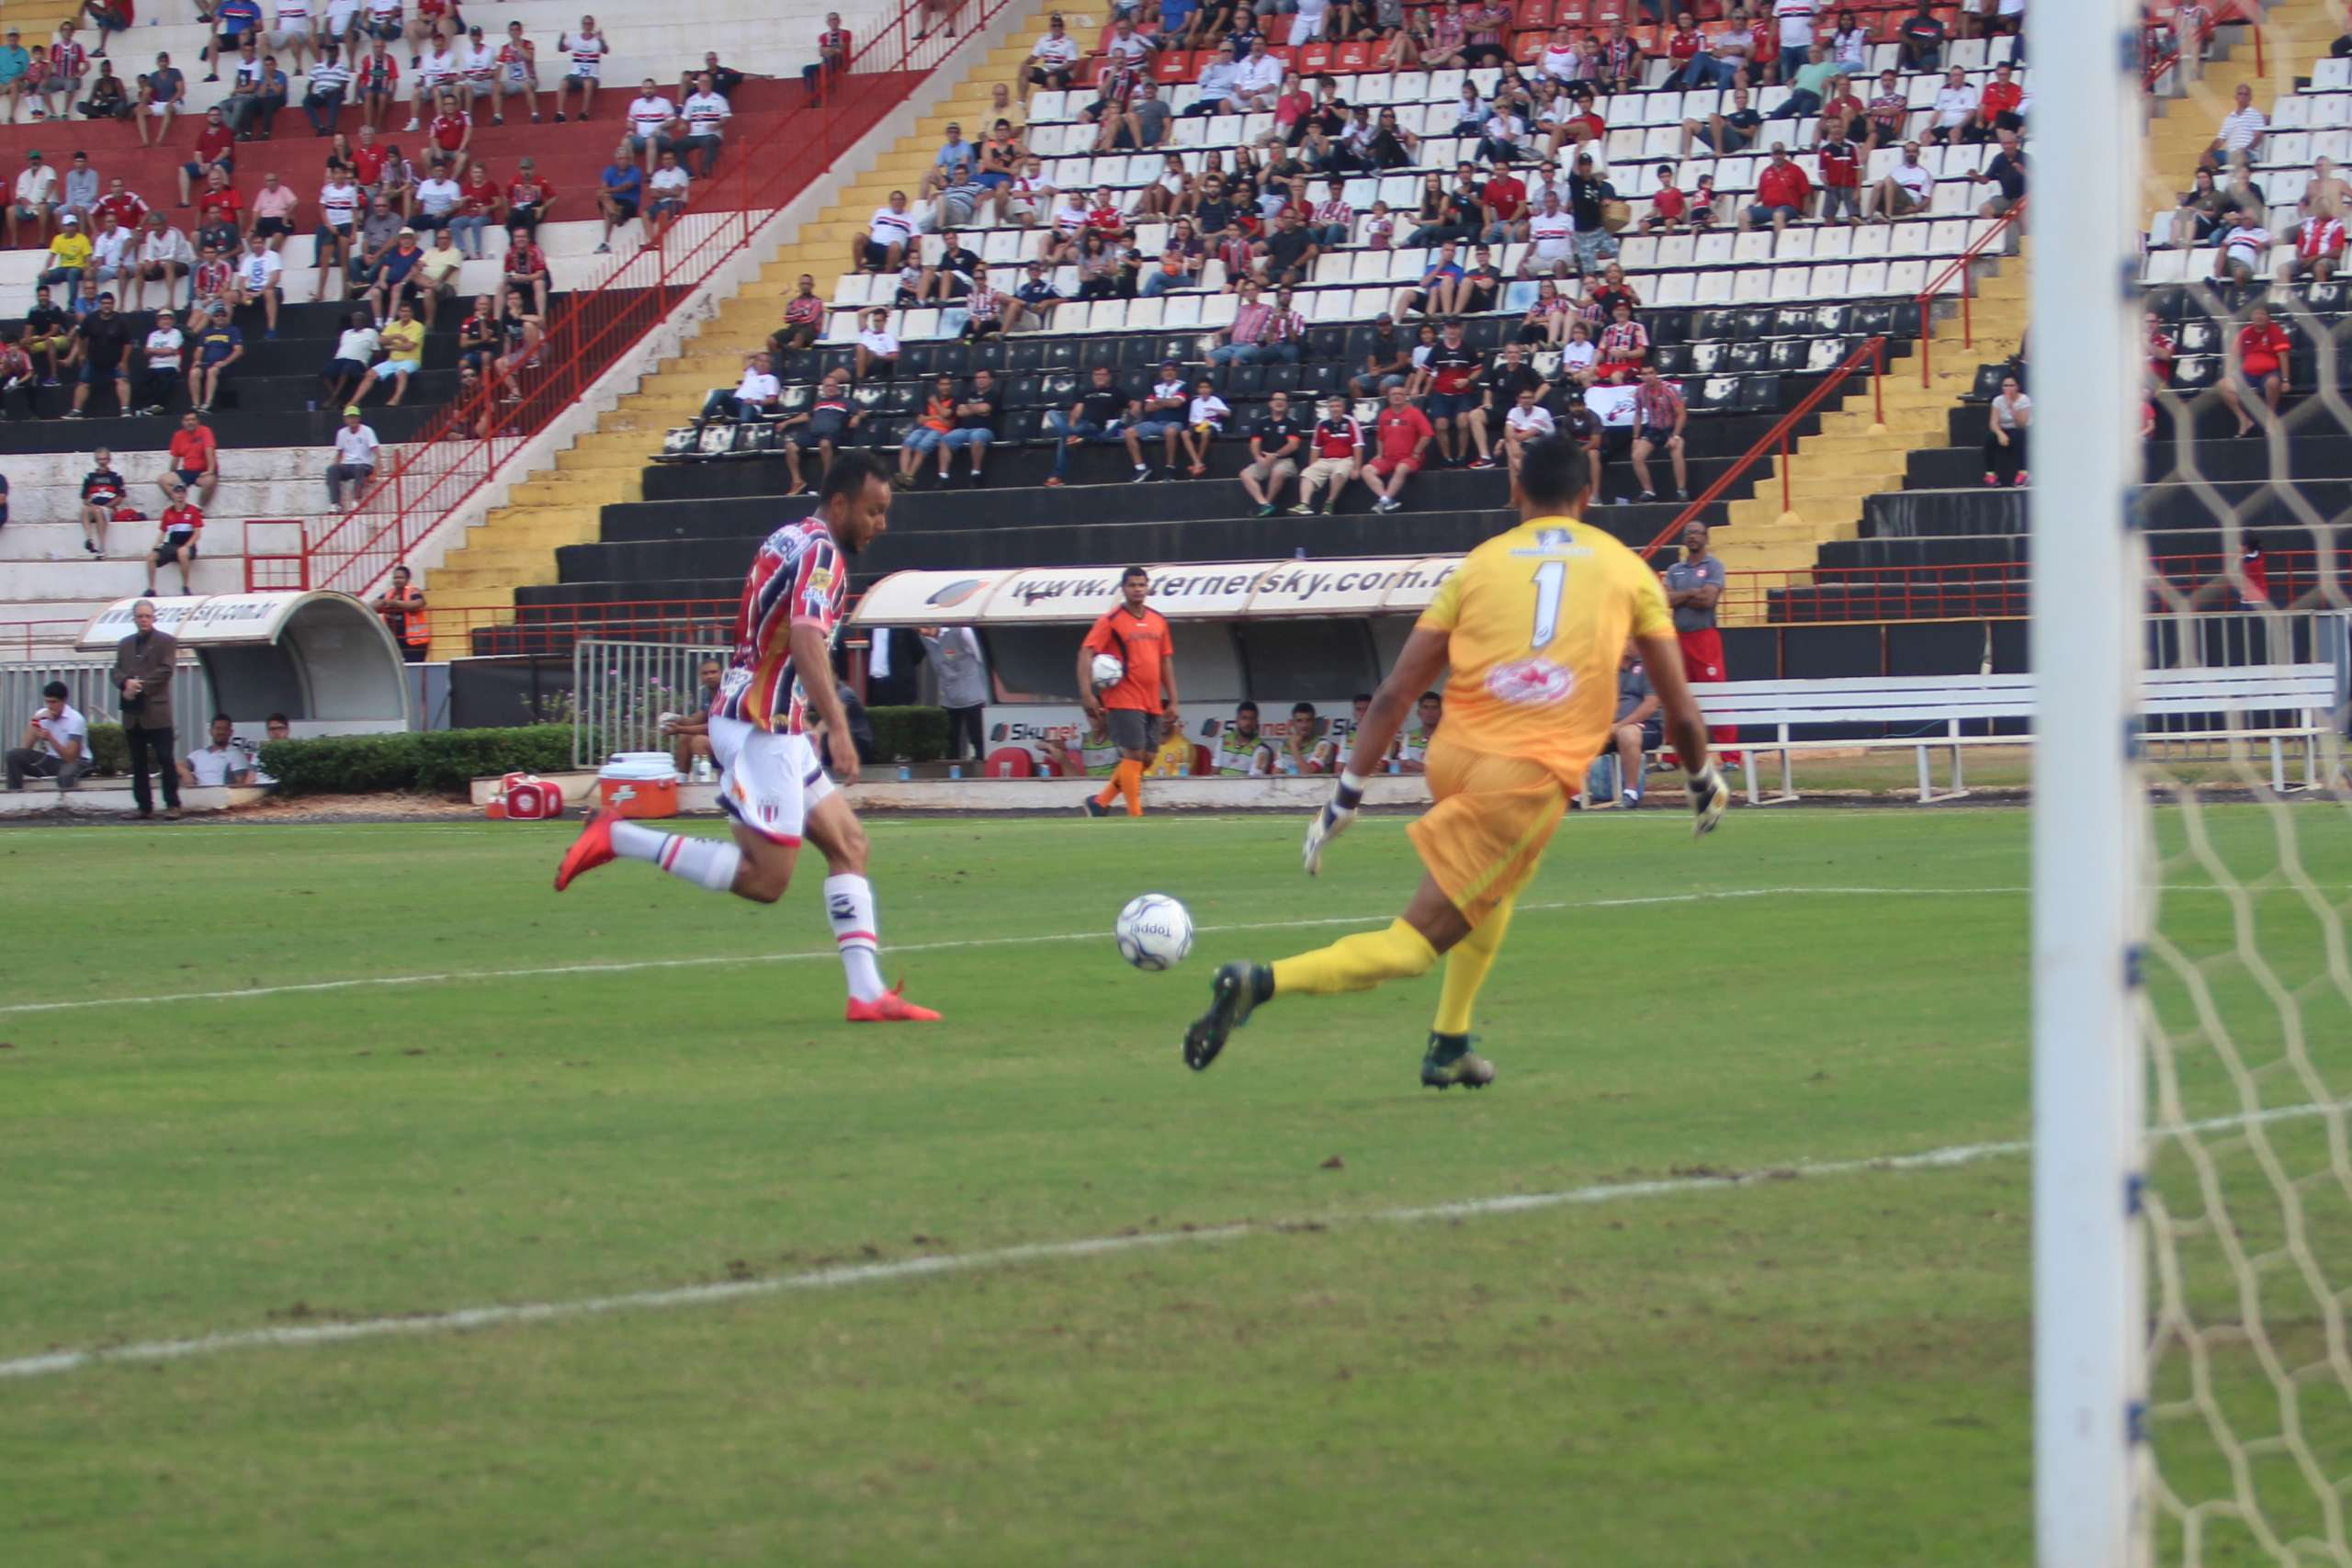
[2037,3,2352,1564]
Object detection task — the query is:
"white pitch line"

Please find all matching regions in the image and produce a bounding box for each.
[0,886,2027,1018]
[4,1099,2337,1382]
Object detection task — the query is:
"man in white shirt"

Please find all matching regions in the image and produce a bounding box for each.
[326,403,381,508]
[700,348,780,423]
[1928,65,1977,146]
[231,231,284,336]
[8,151,58,249]
[86,211,134,288]
[6,682,90,792]
[1772,0,1819,65]
[1524,191,1575,271]
[1103,16,1153,72]
[854,307,899,380]
[858,189,917,273]
[413,162,462,226]
[648,149,691,222]
[624,78,676,172]
[181,714,257,788]
[130,213,195,311]
[138,308,185,415]
[2207,82,2267,170]
[1234,39,1284,111]
[672,72,730,176]
[1024,14,1082,88]
[270,0,316,76]
[1500,387,1555,478]
[1866,140,1934,220]
[556,16,609,123]
[1188,46,1245,117]
[407,39,458,129]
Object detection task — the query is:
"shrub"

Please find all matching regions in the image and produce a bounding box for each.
[868,705,948,763]
[86,723,129,777]
[257,724,576,795]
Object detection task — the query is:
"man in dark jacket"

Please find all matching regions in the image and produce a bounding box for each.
[108,597,181,818]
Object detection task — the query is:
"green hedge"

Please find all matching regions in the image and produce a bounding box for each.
[257,725,575,795]
[87,723,129,777]
[869,705,948,763]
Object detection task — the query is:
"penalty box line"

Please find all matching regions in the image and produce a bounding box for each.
[0,886,2028,1018]
[2,1099,2337,1382]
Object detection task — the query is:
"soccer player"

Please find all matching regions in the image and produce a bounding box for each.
[1078,567,1178,818]
[1181,437,1729,1089]
[552,450,940,1024]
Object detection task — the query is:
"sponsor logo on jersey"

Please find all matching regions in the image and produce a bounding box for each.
[1485,659,1574,706]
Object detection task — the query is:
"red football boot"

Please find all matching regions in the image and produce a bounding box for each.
[553,811,618,891]
[845,983,943,1022]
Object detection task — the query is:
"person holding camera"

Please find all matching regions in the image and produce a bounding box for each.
[107,596,181,818]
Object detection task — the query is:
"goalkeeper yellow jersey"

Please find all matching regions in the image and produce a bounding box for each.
[1415,514,1673,784]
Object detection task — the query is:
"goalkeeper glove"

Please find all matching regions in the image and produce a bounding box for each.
[1689,761,1729,839]
[1303,770,1366,876]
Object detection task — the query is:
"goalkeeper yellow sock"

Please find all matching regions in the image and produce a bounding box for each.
[1272,919,1438,998]
[1433,894,1516,1036]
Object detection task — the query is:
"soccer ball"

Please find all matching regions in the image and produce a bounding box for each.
[1115,893,1194,972]
[1090,652,1125,690]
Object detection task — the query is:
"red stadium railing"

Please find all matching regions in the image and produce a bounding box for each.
[300,0,1024,602]
[1914,197,2026,389]
[1638,335,1889,559]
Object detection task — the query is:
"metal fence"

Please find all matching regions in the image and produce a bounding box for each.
[568,640,732,769]
[0,658,215,739]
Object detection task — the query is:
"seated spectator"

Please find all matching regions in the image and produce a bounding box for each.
[355,299,424,405]
[1687,85,1759,158]
[647,149,690,227]
[325,403,380,509]
[321,307,379,407]
[802,12,851,93]
[128,210,192,311]
[1394,238,1466,317]
[1499,385,1555,479]
[1023,14,1082,88]
[1740,143,1812,233]
[2213,211,2271,284]
[1593,300,1649,385]
[1291,395,1363,514]
[230,231,285,338]
[899,372,957,485]
[40,214,92,290]
[773,273,826,354]
[1630,366,1690,502]
[1925,65,1976,148]
[700,349,780,423]
[856,189,916,274]
[854,307,899,380]
[1608,646,1659,807]
[504,156,555,237]
[1772,43,1839,123]
[1896,0,1947,70]
[181,714,257,787]
[657,661,725,775]
[1981,372,2030,486]
[939,367,1000,487]
[6,682,90,793]
[959,276,1008,339]
[1973,128,2027,219]
[1043,364,1135,487]
[1125,361,1192,479]
[1362,383,1432,513]
[1180,377,1229,478]
[185,307,241,414]
[1239,390,1305,515]
[135,49,185,144]
[76,447,126,556]
[2202,83,2267,173]
[59,151,99,230]
[133,306,183,414]
[1865,141,1933,222]
[1008,261,1063,332]
[776,368,861,496]
[146,479,203,594]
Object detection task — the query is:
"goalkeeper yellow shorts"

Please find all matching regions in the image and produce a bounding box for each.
[1406,739,1570,930]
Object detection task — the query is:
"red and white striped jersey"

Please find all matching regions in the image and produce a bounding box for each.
[713,519,849,734]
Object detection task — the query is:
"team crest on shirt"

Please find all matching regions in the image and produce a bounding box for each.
[1485,659,1574,706]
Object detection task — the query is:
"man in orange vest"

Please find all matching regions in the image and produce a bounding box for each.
[372,562,429,660]
[1078,566,1180,818]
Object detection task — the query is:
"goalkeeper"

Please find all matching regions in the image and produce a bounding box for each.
[1182,436,1729,1089]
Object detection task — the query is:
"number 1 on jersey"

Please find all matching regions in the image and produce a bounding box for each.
[1529,559,1566,649]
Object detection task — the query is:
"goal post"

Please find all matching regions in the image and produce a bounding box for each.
[2030,0,2150,1564]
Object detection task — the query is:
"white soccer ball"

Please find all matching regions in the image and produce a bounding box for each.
[1090,652,1125,690]
[1115,893,1195,972]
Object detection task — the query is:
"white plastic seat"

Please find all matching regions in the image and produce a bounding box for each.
[1605,128,1647,164]
[1885,258,1929,296]
[1198,293,1238,329]
[824,309,860,342]
[1733,268,1772,302]
[1653,270,1696,306]
[1351,285,1393,316]
[2313,58,2352,92]
[1657,232,1697,267]
[1160,294,1203,327]
[1813,225,1852,260]
[1807,264,1849,300]
[1310,288,1355,321]
[1617,235,1659,270]
[1316,252,1354,284]
[1948,38,1987,71]
[2272,95,2312,130]
[1695,270,1735,304]
[1694,231,1735,267]
[1775,228,1815,261]
[1849,222,1892,259]
[1846,260,1888,296]
[899,308,942,341]
[1769,265,1809,300]
[1732,230,1774,264]
[1125,297,1164,329]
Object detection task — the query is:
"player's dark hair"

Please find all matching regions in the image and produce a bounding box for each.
[1420,691,1442,704]
[211,711,232,726]
[1515,435,1590,512]
[1293,702,1316,717]
[42,681,68,700]
[266,712,289,725]
[1353,691,1373,704]
[1235,701,1258,716]
[1121,565,1148,584]
[820,449,893,513]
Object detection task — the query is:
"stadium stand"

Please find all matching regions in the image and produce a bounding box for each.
[424,0,2046,659]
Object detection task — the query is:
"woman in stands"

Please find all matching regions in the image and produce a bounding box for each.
[1134,152,1192,220]
[2176,166,2232,246]
[1404,172,1451,248]
[1376,6,1426,72]
[1519,277,1571,346]
[1419,0,1469,68]
[1141,217,1204,295]
[1829,8,1871,75]
[1075,230,1130,300]
[1982,374,2030,487]
[1491,59,1534,120]
[1592,262,1641,319]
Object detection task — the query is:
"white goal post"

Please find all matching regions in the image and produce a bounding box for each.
[2030,0,2149,1564]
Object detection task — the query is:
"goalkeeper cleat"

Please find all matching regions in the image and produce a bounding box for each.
[846,983,943,1022]
[1688,763,1729,839]
[1420,1032,1497,1090]
[1184,961,1271,1071]
[552,811,617,891]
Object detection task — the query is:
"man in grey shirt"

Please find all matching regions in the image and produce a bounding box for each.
[1608,644,1660,807]
[1662,518,1738,765]
[919,625,989,762]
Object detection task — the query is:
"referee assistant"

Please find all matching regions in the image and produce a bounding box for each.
[1078,566,1180,818]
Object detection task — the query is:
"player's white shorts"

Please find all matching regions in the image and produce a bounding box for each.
[709,715,835,846]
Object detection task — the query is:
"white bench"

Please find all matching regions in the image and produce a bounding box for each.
[1691,665,2341,804]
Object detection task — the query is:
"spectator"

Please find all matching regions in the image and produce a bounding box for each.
[1688,85,1759,159]
[449,159,499,256]
[1814,131,1862,226]
[658,660,725,775]
[145,480,203,594]
[803,12,851,95]
[856,189,916,274]
[125,209,189,311]
[41,213,92,290]
[135,49,185,143]
[622,76,673,173]
[1566,152,1618,272]
[1593,300,1648,385]
[1291,393,1363,514]
[1696,7,1757,85]
[1865,141,1932,222]
[1665,519,1738,767]
[2213,209,2271,284]
[554,16,608,123]
[1044,364,1133,487]
[0,332,33,419]
[1981,372,2030,487]
[1125,361,1191,479]
[1925,64,1976,148]
[1630,366,1690,502]
[595,140,642,252]
[320,306,379,407]
[131,307,184,415]
[1771,42,1839,122]
[0,30,26,123]
[59,150,98,229]
[1741,142,1812,233]
[700,348,780,423]
[1607,644,1659,807]
[2284,206,2346,285]
[503,225,551,317]
[916,627,989,763]
[899,372,956,485]
[1498,381,1558,479]
[81,59,130,119]
[1861,66,1909,153]
[1180,376,1229,478]
[1350,313,1412,397]
[853,307,899,380]
[490,19,540,125]
[9,150,58,247]
[1468,338,1550,455]
[1239,389,1305,514]
[75,446,125,555]
[6,681,90,794]
[230,231,286,337]
[676,51,743,105]
[1973,61,2024,141]
[1421,317,1484,467]
[1896,0,1947,70]
[109,598,182,818]
[371,564,428,660]
[940,367,999,486]
[62,286,131,419]
[353,35,398,128]
[2204,83,2267,172]
[325,403,380,508]
[186,307,241,414]
[503,155,555,238]
[1973,127,2027,218]
[1024,14,1081,88]
[771,273,826,355]
[1362,383,1432,513]
[303,39,351,131]
[249,170,299,252]
[671,71,729,175]
[776,367,860,496]
[182,713,257,787]
[355,299,424,404]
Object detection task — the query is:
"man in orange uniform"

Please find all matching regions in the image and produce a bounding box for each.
[1077,565,1180,818]
[1182,437,1729,1089]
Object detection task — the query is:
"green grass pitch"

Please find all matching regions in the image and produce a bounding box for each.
[2,806,2346,1566]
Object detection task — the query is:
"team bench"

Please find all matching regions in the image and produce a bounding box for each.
[1690,664,2343,805]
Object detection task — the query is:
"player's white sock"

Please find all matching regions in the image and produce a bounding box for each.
[611,820,741,893]
[823,874,888,1002]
